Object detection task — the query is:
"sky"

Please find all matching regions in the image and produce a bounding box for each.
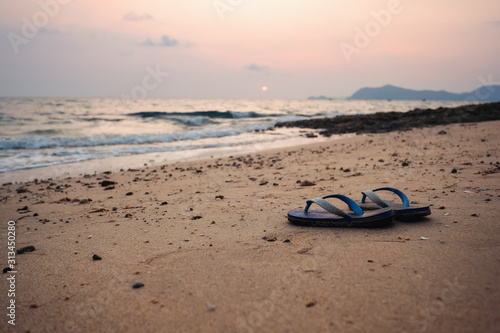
[0,0,499,99]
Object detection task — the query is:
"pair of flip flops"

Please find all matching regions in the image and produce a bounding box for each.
[287,187,431,227]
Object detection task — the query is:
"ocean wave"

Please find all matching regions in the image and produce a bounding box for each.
[169,116,215,126]
[0,133,302,173]
[24,129,60,136]
[44,120,72,125]
[0,122,274,150]
[127,110,280,119]
[81,117,123,122]
[44,102,65,107]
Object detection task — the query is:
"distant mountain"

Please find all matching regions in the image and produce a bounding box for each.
[348,84,500,101]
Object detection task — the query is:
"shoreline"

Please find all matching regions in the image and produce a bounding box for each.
[0,128,329,184]
[3,101,497,185]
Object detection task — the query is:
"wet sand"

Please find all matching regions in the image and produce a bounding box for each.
[1,120,499,332]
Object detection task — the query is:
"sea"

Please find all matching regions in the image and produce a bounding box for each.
[0,97,475,183]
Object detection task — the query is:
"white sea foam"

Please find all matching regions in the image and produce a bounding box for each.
[0,121,275,150]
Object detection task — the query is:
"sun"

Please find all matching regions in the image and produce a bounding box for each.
[261,85,268,92]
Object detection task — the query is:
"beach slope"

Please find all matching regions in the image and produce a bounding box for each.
[1,120,499,332]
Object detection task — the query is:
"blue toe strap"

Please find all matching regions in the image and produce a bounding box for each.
[361,187,410,207]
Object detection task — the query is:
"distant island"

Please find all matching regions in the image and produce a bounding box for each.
[307,95,334,100]
[308,84,500,101]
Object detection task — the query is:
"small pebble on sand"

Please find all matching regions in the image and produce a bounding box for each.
[132,282,144,289]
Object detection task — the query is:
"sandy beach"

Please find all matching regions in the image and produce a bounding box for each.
[1,120,499,332]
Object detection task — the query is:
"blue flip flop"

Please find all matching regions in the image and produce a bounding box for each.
[288,194,394,227]
[358,187,431,220]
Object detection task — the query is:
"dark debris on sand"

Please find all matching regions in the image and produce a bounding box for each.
[17,245,36,254]
[275,102,500,136]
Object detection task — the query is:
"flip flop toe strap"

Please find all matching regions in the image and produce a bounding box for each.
[361,190,389,208]
[361,187,410,208]
[305,194,364,218]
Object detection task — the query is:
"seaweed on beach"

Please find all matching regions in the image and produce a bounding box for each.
[275,102,500,136]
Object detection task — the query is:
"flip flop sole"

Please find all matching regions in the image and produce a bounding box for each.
[287,208,394,228]
[357,200,431,220]
[394,208,431,221]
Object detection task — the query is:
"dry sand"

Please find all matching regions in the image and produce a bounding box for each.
[1,121,499,333]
